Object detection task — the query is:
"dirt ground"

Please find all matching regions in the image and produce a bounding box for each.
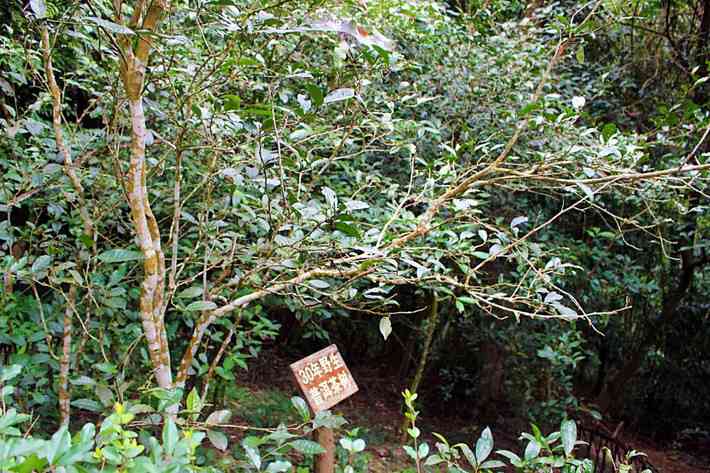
[234,348,710,472]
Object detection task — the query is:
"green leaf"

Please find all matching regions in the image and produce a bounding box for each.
[13,454,48,473]
[86,17,134,35]
[560,419,577,456]
[0,364,22,383]
[95,385,114,406]
[403,445,418,460]
[177,286,203,299]
[291,396,310,421]
[305,83,324,107]
[71,398,102,412]
[352,439,366,452]
[457,296,476,306]
[601,123,617,141]
[223,94,241,111]
[266,460,293,473]
[339,437,353,451]
[291,439,326,455]
[243,443,261,469]
[480,459,506,469]
[335,221,361,237]
[575,46,585,64]
[379,316,392,341]
[31,255,52,274]
[309,279,330,289]
[475,427,493,463]
[459,444,477,468]
[205,409,231,425]
[46,426,71,465]
[207,430,229,451]
[185,300,217,311]
[162,417,178,455]
[30,0,46,18]
[98,249,143,263]
[524,439,540,461]
[324,88,355,104]
[496,449,521,463]
[186,388,201,414]
[313,411,347,429]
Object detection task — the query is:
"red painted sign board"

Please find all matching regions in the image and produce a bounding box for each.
[289,344,358,413]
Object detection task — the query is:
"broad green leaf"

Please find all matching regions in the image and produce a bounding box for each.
[496,449,521,463]
[86,17,134,35]
[71,398,102,412]
[524,439,540,461]
[177,286,203,299]
[339,438,353,451]
[0,364,22,383]
[223,94,241,111]
[98,249,143,263]
[162,417,178,455]
[186,388,201,413]
[291,439,326,455]
[459,444,477,468]
[561,419,577,456]
[352,439,366,452]
[304,83,324,107]
[186,300,217,311]
[575,46,585,64]
[243,443,261,469]
[31,255,52,274]
[475,427,493,463]
[309,279,330,289]
[266,461,292,472]
[30,0,46,19]
[205,409,231,425]
[207,430,228,451]
[379,317,392,340]
[13,454,47,473]
[418,442,429,458]
[291,396,310,421]
[46,426,70,465]
[324,88,355,104]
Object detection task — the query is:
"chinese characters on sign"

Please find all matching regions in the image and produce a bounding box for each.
[289,344,359,413]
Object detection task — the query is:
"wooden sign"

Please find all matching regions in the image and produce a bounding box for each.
[289,344,358,413]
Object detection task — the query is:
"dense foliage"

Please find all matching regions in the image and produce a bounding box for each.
[1,0,709,470]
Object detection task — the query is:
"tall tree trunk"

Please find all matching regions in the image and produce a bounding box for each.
[117,0,174,390]
[41,24,95,425]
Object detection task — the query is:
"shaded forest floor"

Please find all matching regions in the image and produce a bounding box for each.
[218,348,710,473]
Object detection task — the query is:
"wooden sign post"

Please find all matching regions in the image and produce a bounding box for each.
[290,345,359,473]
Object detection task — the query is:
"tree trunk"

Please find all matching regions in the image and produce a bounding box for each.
[314,427,335,473]
[596,249,704,414]
[41,24,95,425]
[117,0,174,390]
[478,340,506,423]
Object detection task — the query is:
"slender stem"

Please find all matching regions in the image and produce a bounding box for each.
[400,293,439,443]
